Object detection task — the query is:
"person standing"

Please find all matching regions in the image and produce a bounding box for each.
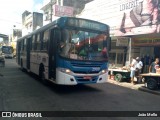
[135,57,143,83]
[149,58,159,73]
[130,57,137,85]
[136,57,143,73]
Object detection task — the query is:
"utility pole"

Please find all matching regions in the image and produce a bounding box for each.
[129,37,132,64]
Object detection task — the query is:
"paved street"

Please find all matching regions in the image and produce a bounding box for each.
[0,59,160,120]
[108,77,160,95]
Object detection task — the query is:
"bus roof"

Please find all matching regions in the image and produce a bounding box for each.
[18,17,109,41]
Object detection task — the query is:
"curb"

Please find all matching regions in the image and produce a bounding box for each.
[108,79,160,96]
[138,86,160,96]
[107,80,143,90]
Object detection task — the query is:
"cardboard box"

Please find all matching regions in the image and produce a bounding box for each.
[156,69,160,74]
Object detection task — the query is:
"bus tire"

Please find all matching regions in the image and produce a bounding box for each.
[115,73,123,82]
[147,78,158,90]
[39,65,48,85]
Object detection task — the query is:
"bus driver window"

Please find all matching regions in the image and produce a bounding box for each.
[60,29,71,57]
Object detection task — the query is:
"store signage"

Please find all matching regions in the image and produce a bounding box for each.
[132,34,160,46]
[132,39,160,46]
[53,5,74,17]
[79,0,160,36]
[116,37,129,46]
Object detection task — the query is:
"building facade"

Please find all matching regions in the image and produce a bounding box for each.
[12,29,22,42]
[41,0,93,25]
[22,11,43,36]
[78,0,160,70]
[0,34,9,46]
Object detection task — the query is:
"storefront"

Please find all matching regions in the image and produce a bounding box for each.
[131,33,160,73]
[109,33,160,72]
[78,0,160,71]
[132,33,160,57]
[109,37,129,67]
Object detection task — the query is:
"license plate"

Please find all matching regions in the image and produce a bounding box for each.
[83,76,92,79]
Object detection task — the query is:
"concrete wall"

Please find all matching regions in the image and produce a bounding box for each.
[33,12,43,31]
[22,11,31,26]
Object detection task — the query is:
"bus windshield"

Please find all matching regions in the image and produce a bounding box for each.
[2,46,14,54]
[59,29,108,61]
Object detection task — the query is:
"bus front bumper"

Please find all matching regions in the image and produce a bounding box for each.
[55,68,108,85]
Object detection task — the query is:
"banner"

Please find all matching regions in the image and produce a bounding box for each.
[79,0,160,36]
[54,5,74,17]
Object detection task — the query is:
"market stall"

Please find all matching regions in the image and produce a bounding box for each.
[140,73,160,90]
[109,67,130,82]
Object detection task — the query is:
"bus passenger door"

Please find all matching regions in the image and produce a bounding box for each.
[49,28,60,80]
[49,29,56,79]
[26,37,31,70]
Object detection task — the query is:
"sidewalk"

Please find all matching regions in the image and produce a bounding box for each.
[107,78,160,95]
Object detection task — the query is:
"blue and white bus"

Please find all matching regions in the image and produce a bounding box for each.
[2,46,14,58]
[16,17,110,85]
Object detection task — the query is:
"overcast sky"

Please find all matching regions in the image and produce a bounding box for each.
[0,0,50,35]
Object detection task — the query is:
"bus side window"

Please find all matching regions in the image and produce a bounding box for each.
[30,36,32,50]
[24,39,27,51]
[41,32,44,50]
[32,35,37,51]
[42,30,49,51]
[21,39,24,51]
[19,41,21,51]
[37,34,41,51]
[31,35,35,51]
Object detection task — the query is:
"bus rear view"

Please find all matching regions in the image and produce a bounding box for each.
[17,17,110,85]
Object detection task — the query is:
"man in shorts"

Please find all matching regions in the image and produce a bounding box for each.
[130,57,138,84]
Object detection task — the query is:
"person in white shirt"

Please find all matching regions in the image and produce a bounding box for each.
[130,57,138,84]
[136,57,143,73]
[135,57,143,83]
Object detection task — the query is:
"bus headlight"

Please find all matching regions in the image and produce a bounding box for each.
[101,70,107,74]
[66,69,71,73]
[60,68,71,74]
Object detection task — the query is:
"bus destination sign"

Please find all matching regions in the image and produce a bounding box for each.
[67,18,108,32]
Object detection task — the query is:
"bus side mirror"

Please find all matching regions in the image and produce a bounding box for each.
[107,37,111,51]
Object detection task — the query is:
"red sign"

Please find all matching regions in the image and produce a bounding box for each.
[53,5,74,17]
[83,76,92,80]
